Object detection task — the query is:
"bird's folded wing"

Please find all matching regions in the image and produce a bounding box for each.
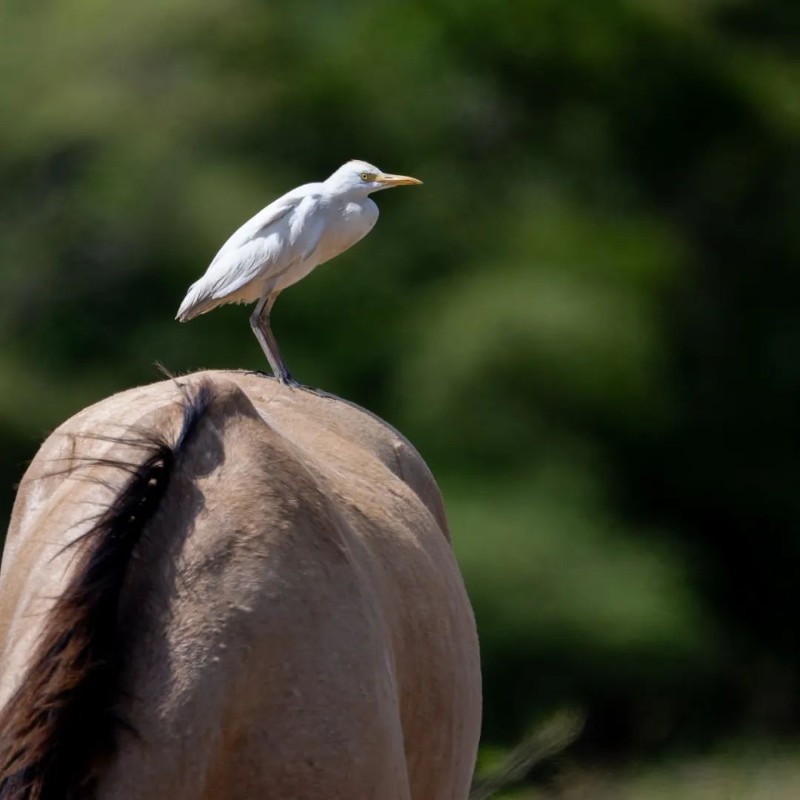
[212,199,296,265]
[188,202,296,300]
[187,195,326,304]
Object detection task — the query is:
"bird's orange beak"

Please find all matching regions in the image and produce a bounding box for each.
[376,172,423,187]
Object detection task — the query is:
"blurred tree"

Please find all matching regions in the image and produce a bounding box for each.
[1,0,800,759]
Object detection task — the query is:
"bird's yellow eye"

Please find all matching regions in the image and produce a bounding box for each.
[360,172,373,182]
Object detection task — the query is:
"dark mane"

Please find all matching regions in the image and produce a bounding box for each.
[0,379,214,800]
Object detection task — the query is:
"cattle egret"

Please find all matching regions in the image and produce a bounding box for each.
[176,160,422,385]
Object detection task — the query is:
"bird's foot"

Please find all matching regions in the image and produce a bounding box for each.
[276,372,304,389]
[244,368,309,391]
[243,368,299,386]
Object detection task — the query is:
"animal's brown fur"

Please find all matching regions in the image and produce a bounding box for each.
[0,372,481,799]
[0,381,214,800]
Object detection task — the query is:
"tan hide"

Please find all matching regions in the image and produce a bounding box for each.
[0,371,481,799]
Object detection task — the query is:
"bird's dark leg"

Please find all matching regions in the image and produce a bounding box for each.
[249,295,299,386]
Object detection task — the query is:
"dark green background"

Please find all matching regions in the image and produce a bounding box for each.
[2,0,800,790]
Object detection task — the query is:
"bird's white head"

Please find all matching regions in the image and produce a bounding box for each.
[324,160,422,197]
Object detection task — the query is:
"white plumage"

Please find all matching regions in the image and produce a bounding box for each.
[177,159,421,385]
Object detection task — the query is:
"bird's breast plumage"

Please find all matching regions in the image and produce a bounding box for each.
[311,198,379,268]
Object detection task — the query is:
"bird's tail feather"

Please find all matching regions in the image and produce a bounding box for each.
[176,286,219,322]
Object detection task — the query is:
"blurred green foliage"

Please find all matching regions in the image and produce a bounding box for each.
[477,740,800,799]
[2,0,800,769]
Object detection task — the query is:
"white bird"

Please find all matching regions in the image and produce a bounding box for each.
[176,159,422,385]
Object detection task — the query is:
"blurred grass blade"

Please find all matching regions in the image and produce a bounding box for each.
[470,709,585,800]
